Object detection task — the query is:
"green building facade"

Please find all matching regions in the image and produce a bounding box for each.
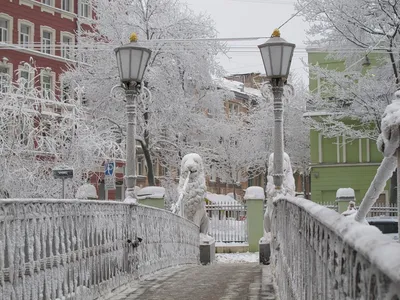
[307,49,389,204]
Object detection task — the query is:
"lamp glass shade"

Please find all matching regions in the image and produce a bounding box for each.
[114,44,152,84]
[258,36,295,79]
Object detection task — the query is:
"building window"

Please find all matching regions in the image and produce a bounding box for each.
[61,34,73,59]
[41,72,53,99]
[62,0,71,11]
[42,0,52,5]
[229,102,240,114]
[80,0,90,18]
[0,66,11,93]
[19,68,33,92]
[40,26,55,55]
[20,24,30,47]
[42,31,52,54]
[18,20,34,49]
[0,14,13,43]
[0,18,9,43]
[137,159,144,176]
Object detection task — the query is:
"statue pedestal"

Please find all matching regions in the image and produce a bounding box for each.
[259,234,271,265]
[200,234,215,265]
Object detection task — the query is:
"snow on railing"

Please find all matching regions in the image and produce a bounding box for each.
[0,199,199,300]
[272,196,400,300]
[205,202,247,243]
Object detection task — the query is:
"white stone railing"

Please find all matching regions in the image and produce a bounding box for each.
[272,196,400,300]
[0,199,199,300]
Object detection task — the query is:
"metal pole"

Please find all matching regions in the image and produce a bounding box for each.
[62,178,65,199]
[397,148,400,242]
[125,86,138,200]
[271,78,285,189]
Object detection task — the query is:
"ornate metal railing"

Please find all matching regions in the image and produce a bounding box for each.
[205,202,247,243]
[0,199,199,300]
[272,196,400,300]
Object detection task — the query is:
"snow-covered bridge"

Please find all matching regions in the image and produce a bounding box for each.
[1,196,400,299]
[0,200,199,299]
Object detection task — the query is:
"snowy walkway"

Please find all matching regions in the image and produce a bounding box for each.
[104,258,276,300]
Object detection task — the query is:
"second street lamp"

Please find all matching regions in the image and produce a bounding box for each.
[258,29,295,190]
[114,33,152,201]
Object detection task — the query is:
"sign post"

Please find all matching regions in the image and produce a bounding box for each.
[53,166,74,199]
[104,162,116,191]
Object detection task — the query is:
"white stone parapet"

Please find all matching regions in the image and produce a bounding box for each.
[271,196,400,300]
[0,199,200,299]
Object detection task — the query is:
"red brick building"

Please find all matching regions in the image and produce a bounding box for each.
[0,0,93,97]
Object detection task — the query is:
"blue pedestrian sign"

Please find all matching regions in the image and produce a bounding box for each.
[104,162,115,176]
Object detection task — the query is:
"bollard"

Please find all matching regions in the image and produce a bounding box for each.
[244,186,265,252]
[336,188,356,214]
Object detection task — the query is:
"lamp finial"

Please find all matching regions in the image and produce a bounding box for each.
[271,29,281,38]
[130,33,138,43]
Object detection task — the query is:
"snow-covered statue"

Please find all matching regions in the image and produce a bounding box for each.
[172,153,209,234]
[264,152,295,235]
[354,91,400,223]
[75,184,98,200]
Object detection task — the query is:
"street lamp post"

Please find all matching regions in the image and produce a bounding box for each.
[114,34,152,200]
[258,29,295,190]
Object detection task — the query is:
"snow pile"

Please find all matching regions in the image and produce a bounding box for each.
[336,188,355,200]
[206,192,237,204]
[216,252,259,263]
[75,184,98,199]
[137,186,165,199]
[244,186,265,200]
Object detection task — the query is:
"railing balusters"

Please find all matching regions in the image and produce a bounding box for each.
[205,201,247,243]
[272,196,400,300]
[0,200,199,300]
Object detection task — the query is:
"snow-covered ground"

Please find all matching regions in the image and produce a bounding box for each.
[216,252,259,263]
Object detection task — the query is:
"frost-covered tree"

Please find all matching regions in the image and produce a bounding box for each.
[0,76,123,198]
[297,0,400,201]
[65,0,226,186]
[209,76,309,196]
[297,0,400,139]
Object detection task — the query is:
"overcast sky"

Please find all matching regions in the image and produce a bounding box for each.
[182,0,309,83]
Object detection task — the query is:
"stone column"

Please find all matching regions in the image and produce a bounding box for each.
[244,186,265,252]
[336,188,355,214]
[137,186,165,209]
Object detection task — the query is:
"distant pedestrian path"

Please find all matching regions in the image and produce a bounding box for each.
[104,263,276,300]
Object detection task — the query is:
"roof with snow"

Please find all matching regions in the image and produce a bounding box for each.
[215,78,262,98]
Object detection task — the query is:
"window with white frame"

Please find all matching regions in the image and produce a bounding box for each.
[0,18,9,43]
[137,158,144,176]
[41,72,53,99]
[0,14,13,43]
[0,66,11,93]
[80,0,90,18]
[61,34,73,59]
[42,0,52,5]
[42,31,52,54]
[19,24,31,47]
[62,0,71,11]
[19,68,33,92]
